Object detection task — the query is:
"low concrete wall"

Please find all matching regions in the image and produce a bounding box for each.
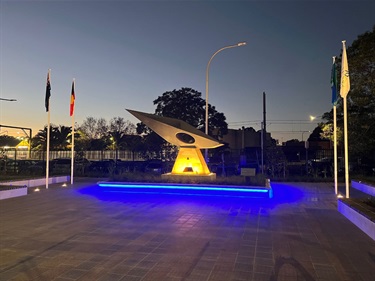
[0,176,70,188]
[352,180,375,197]
[338,199,375,241]
[0,186,28,200]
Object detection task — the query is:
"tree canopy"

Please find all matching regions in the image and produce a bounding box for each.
[136,87,229,160]
[32,125,72,150]
[152,87,228,138]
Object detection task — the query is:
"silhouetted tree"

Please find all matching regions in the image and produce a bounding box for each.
[32,125,71,150]
[137,87,228,160]
[0,135,19,147]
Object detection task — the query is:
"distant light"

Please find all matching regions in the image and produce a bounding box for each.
[337,193,344,198]
[62,183,67,187]
[310,115,316,121]
[34,188,40,192]
[237,42,246,46]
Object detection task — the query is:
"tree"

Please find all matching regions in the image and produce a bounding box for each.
[153,87,228,137]
[79,117,108,139]
[53,125,72,150]
[109,117,136,135]
[32,125,71,150]
[0,135,20,147]
[78,116,136,152]
[137,87,228,160]
[321,26,375,165]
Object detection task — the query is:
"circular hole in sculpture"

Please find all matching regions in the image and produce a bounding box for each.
[176,132,195,144]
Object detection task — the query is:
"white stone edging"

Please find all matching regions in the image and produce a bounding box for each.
[0,176,70,188]
[0,176,70,200]
[338,199,375,241]
[0,186,28,200]
[352,180,375,197]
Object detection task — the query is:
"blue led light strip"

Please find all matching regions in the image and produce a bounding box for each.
[97,182,269,193]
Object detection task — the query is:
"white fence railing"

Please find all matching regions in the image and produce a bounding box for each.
[1,149,145,162]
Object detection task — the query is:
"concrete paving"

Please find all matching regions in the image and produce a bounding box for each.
[0,179,374,281]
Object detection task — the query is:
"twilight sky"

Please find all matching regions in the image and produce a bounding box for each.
[1,0,374,142]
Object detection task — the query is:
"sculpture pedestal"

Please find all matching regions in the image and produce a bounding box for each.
[161,172,216,183]
[161,146,216,182]
[171,146,210,174]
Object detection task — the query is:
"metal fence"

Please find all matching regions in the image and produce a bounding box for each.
[1,149,145,162]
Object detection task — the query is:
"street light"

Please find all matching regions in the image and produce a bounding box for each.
[205,42,246,160]
[302,131,310,174]
[309,115,323,122]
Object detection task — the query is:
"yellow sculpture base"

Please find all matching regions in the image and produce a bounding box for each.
[171,146,210,175]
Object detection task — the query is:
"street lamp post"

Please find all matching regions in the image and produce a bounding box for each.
[302,131,310,174]
[205,42,246,161]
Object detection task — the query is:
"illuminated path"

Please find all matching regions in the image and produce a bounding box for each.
[0,179,374,280]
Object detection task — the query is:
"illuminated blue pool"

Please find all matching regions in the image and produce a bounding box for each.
[97,181,273,198]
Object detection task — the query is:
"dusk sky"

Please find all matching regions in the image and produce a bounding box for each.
[1,0,374,143]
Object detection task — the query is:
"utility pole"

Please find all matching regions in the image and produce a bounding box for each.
[262,92,266,174]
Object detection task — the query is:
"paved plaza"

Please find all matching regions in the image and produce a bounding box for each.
[0,179,374,281]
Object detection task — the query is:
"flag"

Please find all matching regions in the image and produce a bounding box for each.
[331,57,338,105]
[340,40,350,98]
[70,80,75,116]
[45,71,51,112]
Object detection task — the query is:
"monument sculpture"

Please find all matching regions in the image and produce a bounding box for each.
[127,109,223,181]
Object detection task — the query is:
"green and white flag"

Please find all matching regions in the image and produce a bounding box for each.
[331,57,338,105]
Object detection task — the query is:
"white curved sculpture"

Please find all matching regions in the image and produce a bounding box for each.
[127,109,223,178]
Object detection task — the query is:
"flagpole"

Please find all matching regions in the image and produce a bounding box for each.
[332,56,338,195]
[46,110,51,189]
[46,69,51,189]
[71,113,75,185]
[340,40,350,198]
[71,79,75,185]
[343,97,349,197]
[333,104,338,194]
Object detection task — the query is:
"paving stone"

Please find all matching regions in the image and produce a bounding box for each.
[0,180,374,281]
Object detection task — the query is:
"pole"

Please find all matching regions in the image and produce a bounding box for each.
[205,42,246,162]
[261,121,264,174]
[70,79,75,185]
[262,92,266,174]
[343,97,349,197]
[340,41,350,198]
[331,56,339,195]
[46,107,50,189]
[46,69,51,189]
[29,129,32,159]
[333,105,338,194]
[305,146,308,174]
[71,108,75,185]
[263,92,266,138]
